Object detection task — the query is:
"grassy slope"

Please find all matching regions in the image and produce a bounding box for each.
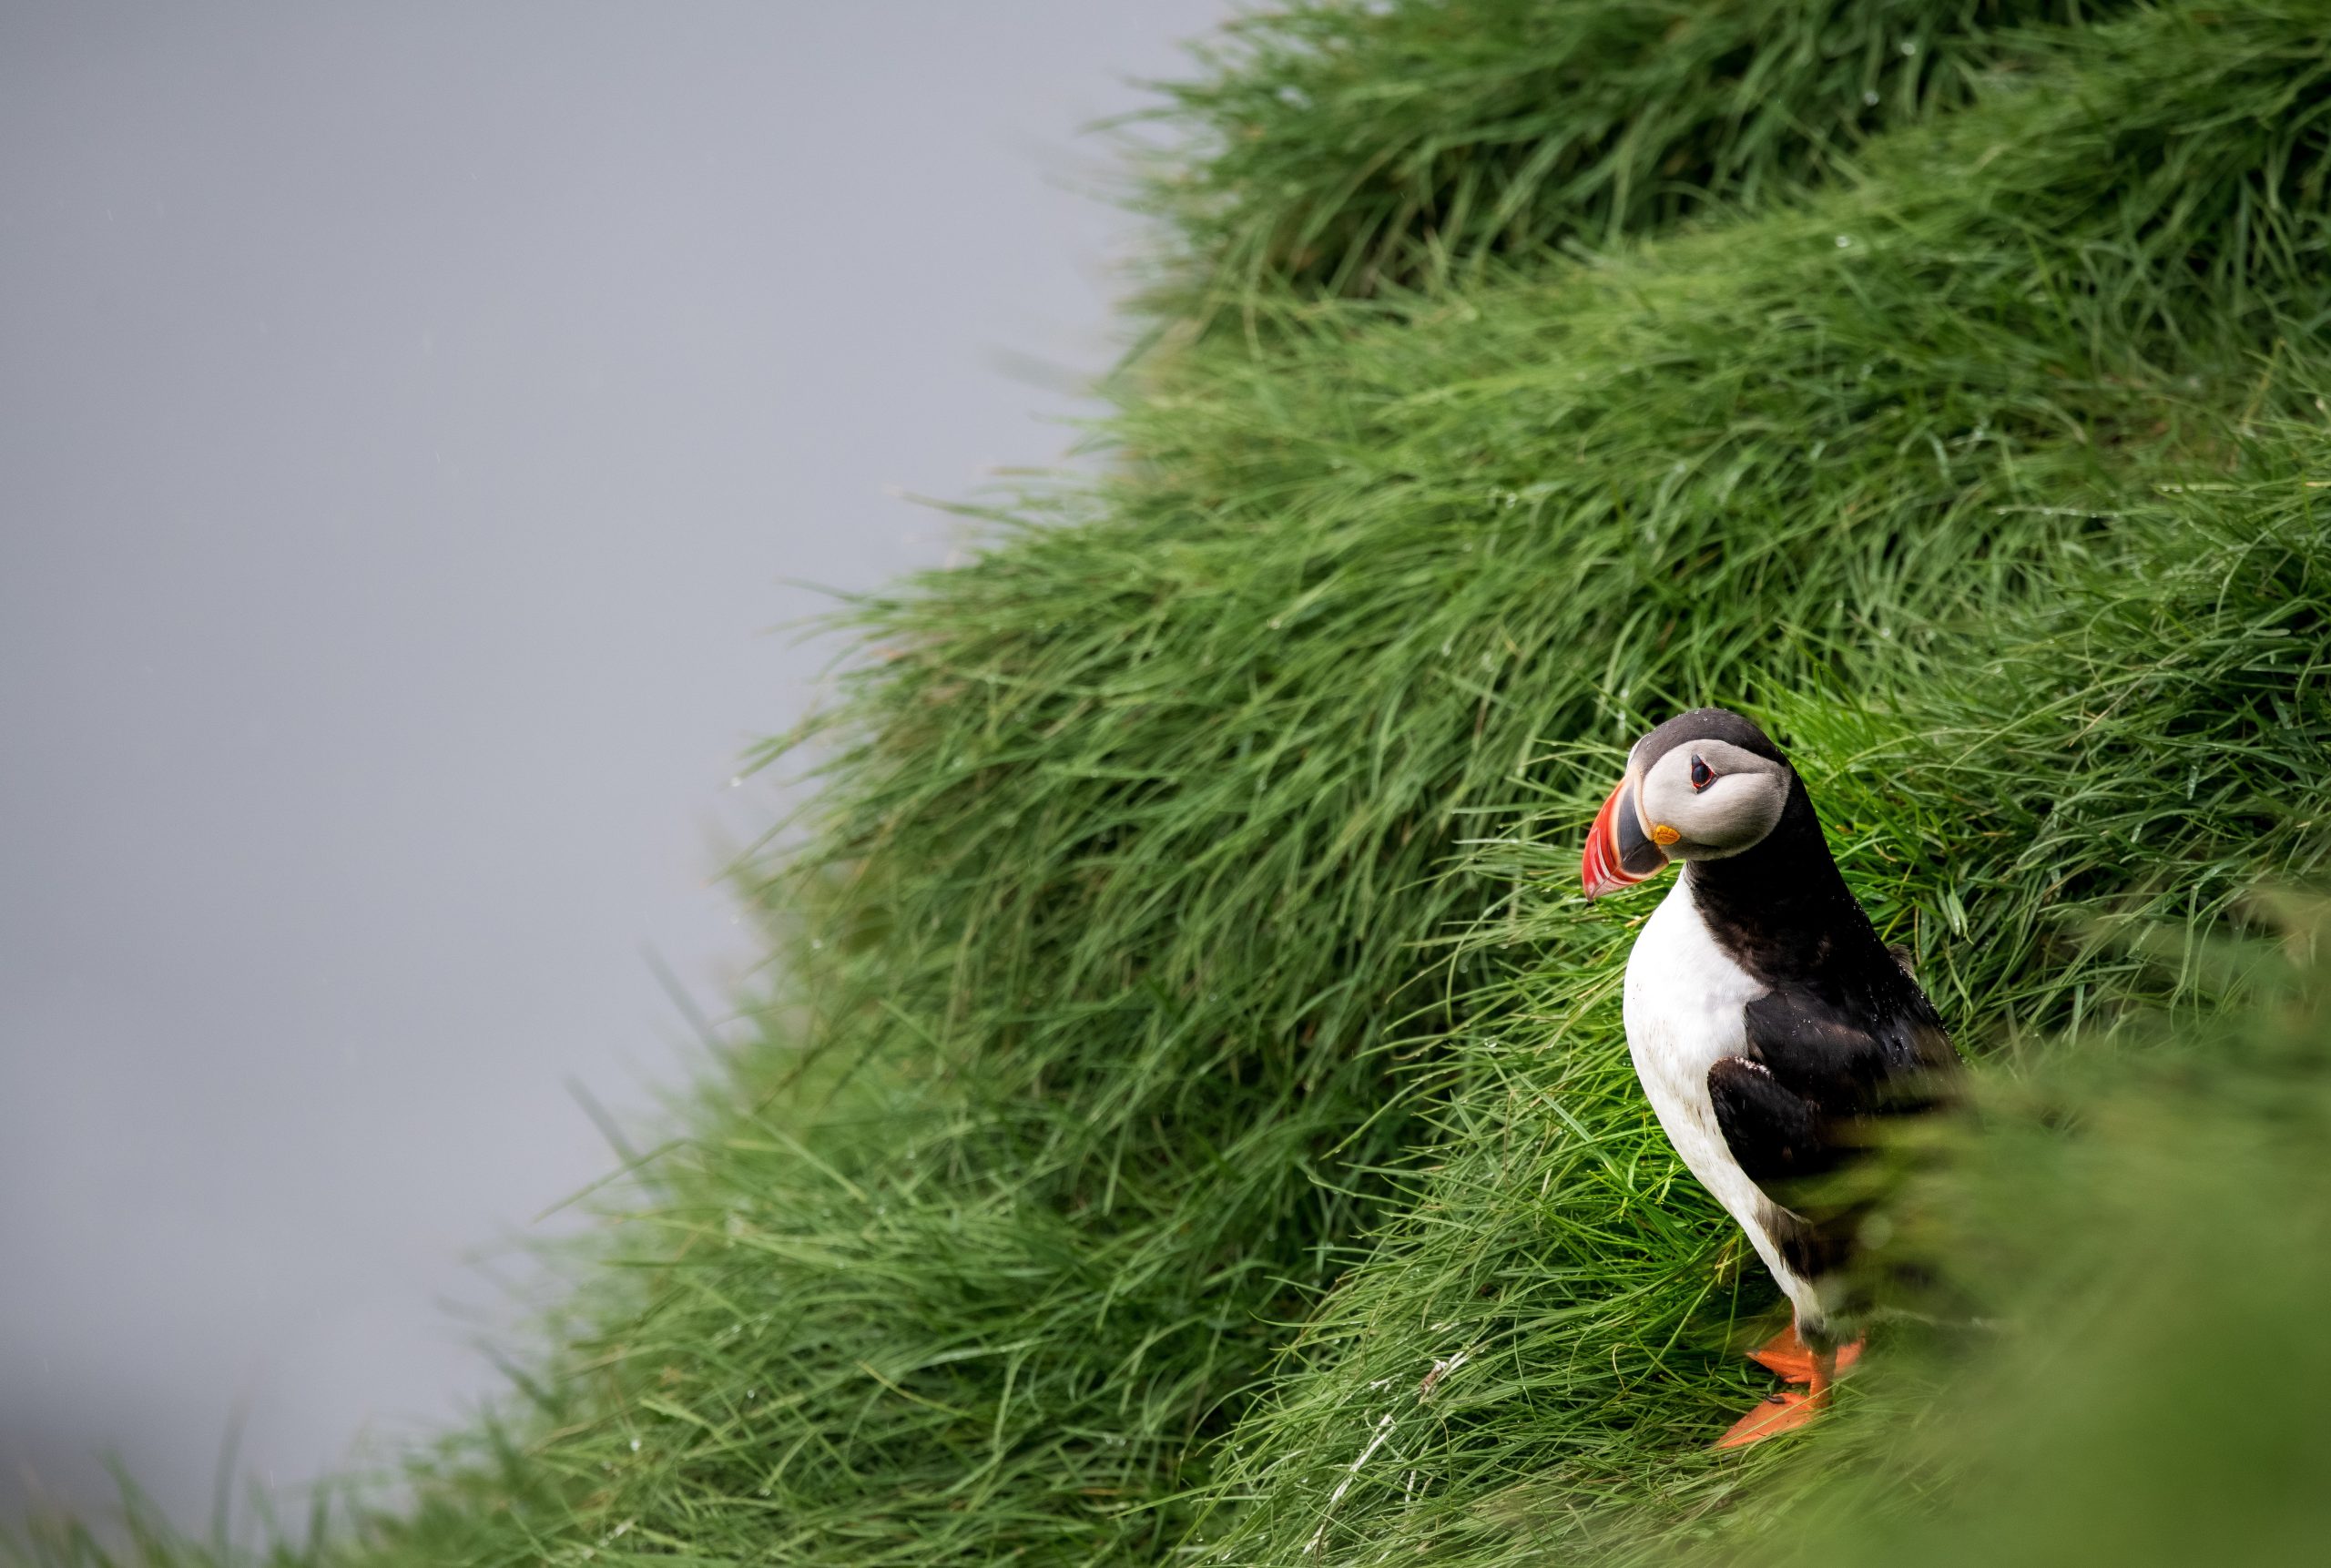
[1200,451,2331,1564]
[1176,12,2331,1559]
[14,4,2331,1566]
[1146,0,2122,303]
[1725,891,2331,1568]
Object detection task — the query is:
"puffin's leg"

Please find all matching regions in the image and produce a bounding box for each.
[1719,1322,1861,1450]
[1716,1344,1833,1449]
[1804,1347,1837,1409]
[1748,1321,1816,1382]
[1749,1322,1863,1384]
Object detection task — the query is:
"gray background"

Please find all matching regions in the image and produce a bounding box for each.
[1,0,1227,1533]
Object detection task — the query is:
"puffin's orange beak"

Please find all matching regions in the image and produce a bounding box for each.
[1582,772,1667,900]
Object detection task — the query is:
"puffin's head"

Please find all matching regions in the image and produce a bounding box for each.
[1581,707,1795,899]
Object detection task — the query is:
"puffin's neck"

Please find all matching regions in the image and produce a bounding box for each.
[1681,776,1881,986]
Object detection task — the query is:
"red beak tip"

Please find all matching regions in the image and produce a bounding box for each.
[1583,775,1654,900]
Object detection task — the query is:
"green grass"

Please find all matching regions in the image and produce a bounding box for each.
[1720,895,2331,1568]
[15,3,2331,1564]
[1194,445,2331,1563]
[1140,0,2131,310]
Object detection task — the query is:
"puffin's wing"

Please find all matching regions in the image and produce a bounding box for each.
[1705,1057,1842,1186]
[1711,983,1958,1277]
[1741,983,1959,1111]
[1705,1055,1858,1279]
[1705,1054,1863,1278]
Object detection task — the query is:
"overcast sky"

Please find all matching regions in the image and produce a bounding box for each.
[0,0,1230,1533]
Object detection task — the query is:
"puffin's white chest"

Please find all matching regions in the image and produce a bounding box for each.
[1622,876,1822,1311]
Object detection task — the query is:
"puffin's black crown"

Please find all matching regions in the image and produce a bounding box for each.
[1632,707,1788,770]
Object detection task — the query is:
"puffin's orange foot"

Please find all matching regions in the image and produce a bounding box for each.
[1747,1326,1863,1384]
[1715,1389,1823,1450]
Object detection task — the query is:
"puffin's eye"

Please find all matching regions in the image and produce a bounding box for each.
[1688,755,1715,791]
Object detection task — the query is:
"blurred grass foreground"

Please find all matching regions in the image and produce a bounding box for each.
[22,3,2331,1564]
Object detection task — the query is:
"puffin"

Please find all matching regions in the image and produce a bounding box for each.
[1580,708,1959,1448]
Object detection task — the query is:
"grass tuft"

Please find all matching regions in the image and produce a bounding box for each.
[1139,0,2136,310]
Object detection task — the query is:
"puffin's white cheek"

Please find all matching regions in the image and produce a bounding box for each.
[1695,779,1786,851]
